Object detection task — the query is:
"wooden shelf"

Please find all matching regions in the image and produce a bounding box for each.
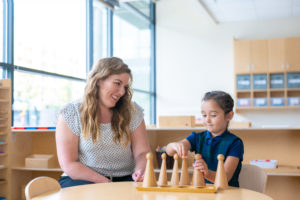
[236,106,300,111]
[265,166,300,177]
[0,79,11,200]
[11,166,62,172]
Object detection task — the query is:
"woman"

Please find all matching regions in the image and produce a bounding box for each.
[56,57,151,188]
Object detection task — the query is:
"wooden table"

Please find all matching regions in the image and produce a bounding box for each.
[32,182,274,200]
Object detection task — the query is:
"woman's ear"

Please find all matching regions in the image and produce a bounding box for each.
[97,79,101,87]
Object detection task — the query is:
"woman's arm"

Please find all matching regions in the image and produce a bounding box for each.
[131,120,151,182]
[193,156,239,183]
[166,139,191,158]
[56,115,110,183]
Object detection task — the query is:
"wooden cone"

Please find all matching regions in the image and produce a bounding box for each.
[214,154,228,190]
[192,154,206,187]
[170,154,179,186]
[157,153,168,186]
[142,153,157,187]
[179,157,190,186]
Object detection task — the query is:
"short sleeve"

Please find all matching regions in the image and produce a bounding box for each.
[186,132,197,152]
[59,101,81,136]
[129,102,144,132]
[227,138,244,161]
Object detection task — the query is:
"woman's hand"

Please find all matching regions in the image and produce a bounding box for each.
[132,169,144,182]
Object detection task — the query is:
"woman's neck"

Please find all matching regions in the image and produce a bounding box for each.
[99,106,112,123]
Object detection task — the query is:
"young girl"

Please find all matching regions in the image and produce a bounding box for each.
[166,91,244,187]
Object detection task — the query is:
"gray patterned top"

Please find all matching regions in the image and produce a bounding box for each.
[60,99,144,177]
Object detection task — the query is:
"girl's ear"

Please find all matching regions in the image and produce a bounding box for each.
[226,111,234,121]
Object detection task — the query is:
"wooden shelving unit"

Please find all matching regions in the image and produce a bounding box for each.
[7,127,300,200]
[234,37,300,112]
[9,130,61,200]
[0,79,11,200]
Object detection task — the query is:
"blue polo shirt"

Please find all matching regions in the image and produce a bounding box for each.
[186,130,244,187]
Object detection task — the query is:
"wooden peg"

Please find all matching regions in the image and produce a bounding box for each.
[192,154,206,187]
[142,153,157,187]
[179,157,190,186]
[157,153,168,186]
[214,154,228,190]
[170,153,179,186]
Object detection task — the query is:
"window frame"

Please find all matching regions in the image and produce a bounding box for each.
[1,0,156,126]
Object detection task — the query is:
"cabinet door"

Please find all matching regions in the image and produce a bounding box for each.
[250,40,268,73]
[286,37,300,72]
[268,38,285,73]
[234,40,251,74]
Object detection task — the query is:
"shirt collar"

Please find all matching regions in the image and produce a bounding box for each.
[205,129,229,142]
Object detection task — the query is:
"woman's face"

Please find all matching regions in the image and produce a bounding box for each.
[98,73,130,109]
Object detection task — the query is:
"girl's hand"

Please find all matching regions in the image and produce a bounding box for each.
[132,169,144,182]
[171,142,188,158]
[193,158,209,177]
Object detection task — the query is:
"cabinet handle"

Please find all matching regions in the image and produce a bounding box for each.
[252,64,255,71]
[281,64,285,69]
[286,63,290,69]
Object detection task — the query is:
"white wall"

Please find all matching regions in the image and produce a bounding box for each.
[156,0,300,127]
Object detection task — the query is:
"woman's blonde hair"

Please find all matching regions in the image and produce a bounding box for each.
[80,57,133,146]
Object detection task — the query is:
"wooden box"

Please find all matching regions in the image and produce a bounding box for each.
[229,121,251,128]
[25,154,55,168]
[159,116,195,128]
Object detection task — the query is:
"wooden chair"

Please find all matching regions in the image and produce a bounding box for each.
[239,164,267,193]
[25,176,61,200]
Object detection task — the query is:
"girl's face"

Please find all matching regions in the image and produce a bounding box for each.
[201,99,233,137]
[98,73,130,110]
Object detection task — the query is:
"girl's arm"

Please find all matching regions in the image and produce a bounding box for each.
[131,120,151,182]
[56,115,110,183]
[193,156,240,183]
[166,139,191,158]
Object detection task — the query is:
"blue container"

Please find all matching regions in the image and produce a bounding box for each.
[287,97,300,106]
[253,74,267,90]
[270,73,284,89]
[236,75,251,90]
[237,98,251,107]
[287,73,300,88]
[270,97,285,106]
[253,98,267,107]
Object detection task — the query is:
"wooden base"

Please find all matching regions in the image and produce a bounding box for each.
[136,183,217,193]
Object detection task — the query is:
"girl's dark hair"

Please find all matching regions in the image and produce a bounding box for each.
[202,91,234,114]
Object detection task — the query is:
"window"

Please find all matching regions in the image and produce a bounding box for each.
[113,2,153,124]
[13,0,86,127]
[128,0,151,18]
[2,0,156,127]
[93,0,108,63]
[14,0,86,78]
[0,2,3,63]
[13,71,84,127]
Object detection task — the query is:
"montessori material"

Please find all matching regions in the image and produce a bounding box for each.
[179,157,190,186]
[214,154,228,190]
[157,153,168,186]
[192,154,206,187]
[142,153,157,187]
[170,154,179,185]
[136,153,227,193]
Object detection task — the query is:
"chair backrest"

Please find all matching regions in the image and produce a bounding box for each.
[239,164,267,193]
[25,176,61,200]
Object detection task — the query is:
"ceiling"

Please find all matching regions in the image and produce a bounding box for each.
[199,0,300,23]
